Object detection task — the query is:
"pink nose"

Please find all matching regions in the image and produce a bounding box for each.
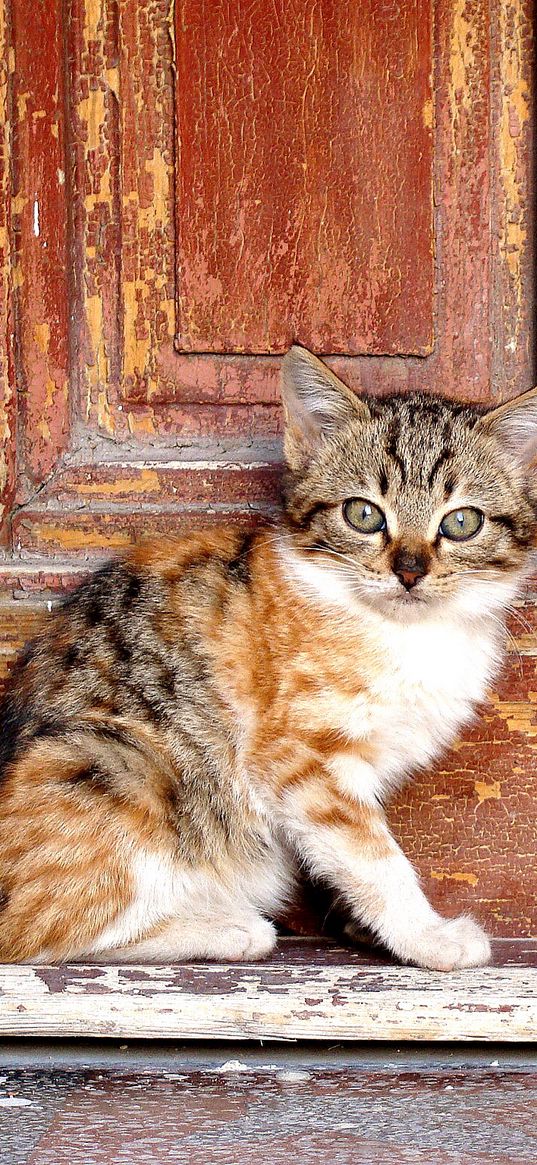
[396,567,424,590]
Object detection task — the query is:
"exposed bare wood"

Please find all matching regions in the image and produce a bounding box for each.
[0,940,535,1041]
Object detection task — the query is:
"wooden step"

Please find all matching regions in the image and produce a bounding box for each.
[0,939,535,1043]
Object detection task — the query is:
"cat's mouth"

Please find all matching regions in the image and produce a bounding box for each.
[356,579,431,618]
[389,589,429,612]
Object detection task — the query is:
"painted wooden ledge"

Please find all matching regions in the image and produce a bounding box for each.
[0,938,535,1042]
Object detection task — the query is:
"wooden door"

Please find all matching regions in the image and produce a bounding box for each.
[0,0,535,935]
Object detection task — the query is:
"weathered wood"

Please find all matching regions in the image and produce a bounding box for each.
[10,0,70,488]
[118,0,176,400]
[174,0,434,356]
[0,0,15,545]
[491,0,535,397]
[0,0,535,950]
[60,0,534,422]
[0,940,535,1042]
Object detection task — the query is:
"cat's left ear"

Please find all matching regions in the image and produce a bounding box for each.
[281,345,369,468]
[480,386,537,470]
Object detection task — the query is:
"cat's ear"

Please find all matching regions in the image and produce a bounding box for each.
[281,345,368,467]
[480,386,537,470]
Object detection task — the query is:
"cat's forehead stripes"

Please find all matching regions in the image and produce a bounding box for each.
[374,396,476,497]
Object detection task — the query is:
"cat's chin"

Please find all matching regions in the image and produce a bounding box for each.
[355,587,434,622]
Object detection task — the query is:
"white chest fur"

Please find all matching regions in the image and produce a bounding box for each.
[279,545,507,801]
[357,615,501,785]
[296,607,503,801]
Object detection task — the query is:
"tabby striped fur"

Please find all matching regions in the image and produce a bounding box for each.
[0,346,535,969]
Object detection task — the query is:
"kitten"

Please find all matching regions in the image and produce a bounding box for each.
[0,346,535,969]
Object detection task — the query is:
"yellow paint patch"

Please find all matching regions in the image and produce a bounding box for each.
[34,525,132,550]
[78,87,106,154]
[127,412,156,437]
[105,67,120,100]
[422,97,433,129]
[77,470,160,496]
[123,280,151,381]
[33,322,50,355]
[85,295,114,433]
[474,780,501,805]
[449,0,479,114]
[489,694,537,737]
[17,91,30,121]
[142,148,170,229]
[84,0,102,44]
[431,870,478,887]
[11,192,28,215]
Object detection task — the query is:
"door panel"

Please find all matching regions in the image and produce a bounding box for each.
[174,0,434,355]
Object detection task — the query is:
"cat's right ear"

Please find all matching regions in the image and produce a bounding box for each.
[281,345,368,469]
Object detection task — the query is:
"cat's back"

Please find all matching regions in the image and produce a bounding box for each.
[0,528,260,779]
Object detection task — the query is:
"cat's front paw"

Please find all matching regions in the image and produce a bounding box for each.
[403,915,491,971]
[215,916,277,962]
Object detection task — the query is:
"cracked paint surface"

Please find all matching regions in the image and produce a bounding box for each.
[174,0,434,356]
[492,0,534,396]
[9,0,70,489]
[0,0,14,540]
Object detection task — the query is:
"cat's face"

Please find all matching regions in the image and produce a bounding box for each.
[280,346,537,621]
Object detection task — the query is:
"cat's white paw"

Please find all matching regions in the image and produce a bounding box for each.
[214,916,277,962]
[402,915,491,971]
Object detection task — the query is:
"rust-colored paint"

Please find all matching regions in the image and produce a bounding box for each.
[59,0,534,420]
[10,0,70,487]
[48,462,282,507]
[11,507,268,558]
[174,0,434,356]
[490,0,534,397]
[0,0,15,545]
[118,0,176,400]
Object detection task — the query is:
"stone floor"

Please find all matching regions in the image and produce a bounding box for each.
[0,1059,536,1164]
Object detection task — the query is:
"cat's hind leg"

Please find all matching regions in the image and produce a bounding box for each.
[0,738,137,964]
[0,730,280,966]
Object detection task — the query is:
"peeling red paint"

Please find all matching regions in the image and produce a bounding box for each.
[0,3,15,544]
[174,0,434,357]
[10,0,70,488]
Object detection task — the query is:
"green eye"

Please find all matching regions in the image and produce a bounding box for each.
[343,498,386,534]
[439,507,484,541]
